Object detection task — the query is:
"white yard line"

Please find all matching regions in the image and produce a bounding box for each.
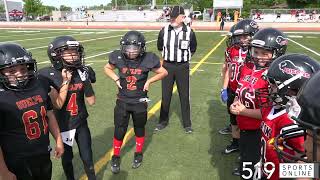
[27,34,125,50]
[0,30,77,38]
[37,39,157,65]
[288,38,320,57]
[2,33,81,43]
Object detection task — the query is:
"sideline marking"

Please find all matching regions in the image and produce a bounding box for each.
[289,38,320,57]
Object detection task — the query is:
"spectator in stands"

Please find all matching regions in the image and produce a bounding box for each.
[226,12,231,21]
[256,11,261,20]
[291,9,296,18]
[220,16,225,30]
[275,12,281,21]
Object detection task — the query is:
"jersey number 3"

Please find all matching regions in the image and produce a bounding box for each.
[22,106,49,140]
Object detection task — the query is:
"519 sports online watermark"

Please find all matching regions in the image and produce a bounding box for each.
[242,162,318,179]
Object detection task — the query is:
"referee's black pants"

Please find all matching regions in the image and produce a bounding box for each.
[159,61,191,128]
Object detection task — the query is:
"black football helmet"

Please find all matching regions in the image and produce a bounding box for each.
[256,54,320,108]
[120,31,146,60]
[226,24,236,48]
[274,71,320,162]
[48,36,84,70]
[250,28,288,69]
[0,43,37,90]
[232,19,259,48]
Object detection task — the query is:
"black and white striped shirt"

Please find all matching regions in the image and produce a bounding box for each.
[157,24,197,63]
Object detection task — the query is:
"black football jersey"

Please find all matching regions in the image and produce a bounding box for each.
[38,66,95,131]
[109,50,161,103]
[0,77,52,158]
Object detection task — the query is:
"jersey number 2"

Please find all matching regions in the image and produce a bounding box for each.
[66,93,78,116]
[126,76,137,91]
[22,106,48,140]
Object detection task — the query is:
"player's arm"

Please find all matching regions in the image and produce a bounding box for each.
[49,69,72,109]
[104,63,122,89]
[47,110,64,158]
[83,80,96,106]
[150,66,168,83]
[143,66,168,92]
[230,100,262,119]
[221,62,229,89]
[0,147,16,180]
[104,63,118,81]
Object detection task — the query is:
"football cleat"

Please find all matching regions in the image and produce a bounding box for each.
[154,123,167,132]
[184,127,193,134]
[132,152,143,169]
[223,142,239,154]
[218,124,232,135]
[111,155,121,174]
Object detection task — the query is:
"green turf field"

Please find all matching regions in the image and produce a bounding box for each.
[1,29,320,180]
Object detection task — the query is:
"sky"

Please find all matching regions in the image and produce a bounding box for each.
[40,0,111,8]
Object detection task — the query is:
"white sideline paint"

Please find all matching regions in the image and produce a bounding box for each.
[8,30,41,33]
[0,31,79,38]
[37,39,157,65]
[2,33,81,43]
[306,36,317,39]
[2,28,320,34]
[288,35,303,38]
[27,34,124,50]
[288,38,320,57]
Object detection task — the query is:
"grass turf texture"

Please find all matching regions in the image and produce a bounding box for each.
[1,29,319,180]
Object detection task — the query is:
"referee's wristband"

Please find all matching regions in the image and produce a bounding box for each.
[114,78,120,82]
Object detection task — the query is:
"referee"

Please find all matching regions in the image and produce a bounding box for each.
[155,6,197,133]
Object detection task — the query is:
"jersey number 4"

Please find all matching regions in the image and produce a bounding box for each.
[66,93,78,116]
[22,106,49,140]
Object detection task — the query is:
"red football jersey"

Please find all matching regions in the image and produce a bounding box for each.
[227,47,248,92]
[260,107,304,180]
[236,68,268,130]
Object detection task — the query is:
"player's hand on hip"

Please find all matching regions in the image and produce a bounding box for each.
[0,170,16,180]
[143,81,150,91]
[62,68,72,82]
[115,79,122,89]
[54,140,64,159]
[220,88,228,103]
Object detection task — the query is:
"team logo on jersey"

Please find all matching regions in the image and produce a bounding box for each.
[276,36,288,46]
[261,121,272,138]
[279,60,310,78]
[250,21,258,29]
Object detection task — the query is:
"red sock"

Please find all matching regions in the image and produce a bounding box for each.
[113,138,123,156]
[135,136,145,153]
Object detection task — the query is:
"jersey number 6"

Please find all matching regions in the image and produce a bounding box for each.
[22,106,49,140]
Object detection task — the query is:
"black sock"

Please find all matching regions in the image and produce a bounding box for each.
[232,138,239,145]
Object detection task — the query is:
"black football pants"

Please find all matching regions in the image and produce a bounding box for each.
[5,154,52,180]
[227,88,237,125]
[62,123,96,180]
[159,61,191,128]
[114,99,148,140]
[239,129,261,180]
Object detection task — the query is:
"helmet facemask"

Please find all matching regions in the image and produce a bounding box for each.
[122,44,142,60]
[250,46,274,69]
[0,62,37,91]
[51,41,84,71]
[233,33,252,49]
[121,42,145,60]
